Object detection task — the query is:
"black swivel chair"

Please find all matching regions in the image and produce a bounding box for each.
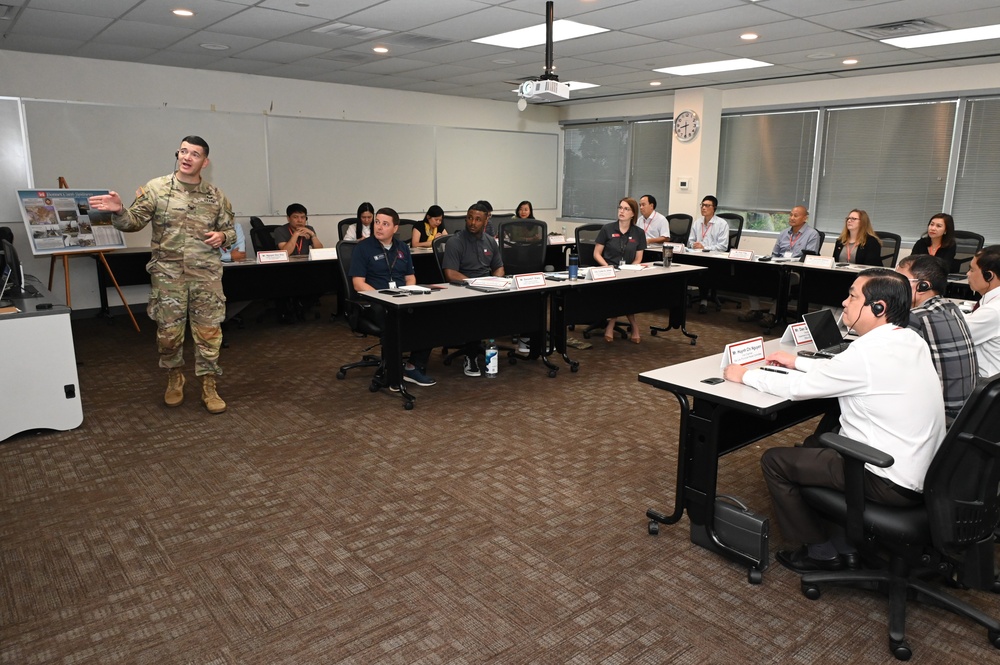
[441,215,466,235]
[575,223,632,340]
[497,219,547,275]
[667,213,693,245]
[432,234,451,283]
[952,230,985,275]
[396,220,418,245]
[248,217,287,323]
[876,231,901,268]
[797,375,1000,660]
[338,218,360,240]
[707,213,743,310]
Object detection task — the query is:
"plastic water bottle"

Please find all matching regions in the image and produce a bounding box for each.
[485,339,498,378]
[568,250,579,280]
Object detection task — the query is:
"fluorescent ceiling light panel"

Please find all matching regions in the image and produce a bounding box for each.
[473,20,608,48]
[565,81,599,90]
[655,58,773,76]
[882,23,1000,48]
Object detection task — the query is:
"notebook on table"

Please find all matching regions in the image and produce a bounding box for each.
[802,309,853,354]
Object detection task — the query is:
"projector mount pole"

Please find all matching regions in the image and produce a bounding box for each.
[542,1,557,81]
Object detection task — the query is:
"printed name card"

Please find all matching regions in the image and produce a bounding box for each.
[663,243,685,254]
[547,234,566,245]
[308,247,338,261]
[257,250,289,264]
[512,273,546,290]
[721,336,766,368]
[803,255,835,269]
[783,322,813,346]
[587,265,617,281]
[729,249,754,261]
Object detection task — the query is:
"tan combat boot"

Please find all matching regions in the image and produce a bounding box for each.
[165,368,185,407]
[201,375,227,414]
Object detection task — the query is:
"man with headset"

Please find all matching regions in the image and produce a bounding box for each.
[88,136,236,414]
[724,269,946,574]
[963,244,1000,377]
[896,254,977,424]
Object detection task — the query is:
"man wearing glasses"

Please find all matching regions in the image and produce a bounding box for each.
[687,195,729,313]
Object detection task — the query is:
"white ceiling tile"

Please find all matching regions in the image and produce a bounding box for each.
[208,7,329,40]
[10,8,113,40]
[233,42,331,64]
[94,21,194,50]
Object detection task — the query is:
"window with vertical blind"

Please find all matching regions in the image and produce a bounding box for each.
[952,97,1000,239]
[629,120,672,212]
[815,101,956,240]
[717,111,817,225]
[561,122,628,219]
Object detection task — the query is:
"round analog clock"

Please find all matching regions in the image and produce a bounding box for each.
[674,109,700,142]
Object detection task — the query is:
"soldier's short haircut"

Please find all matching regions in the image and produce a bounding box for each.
[181,135,210,156]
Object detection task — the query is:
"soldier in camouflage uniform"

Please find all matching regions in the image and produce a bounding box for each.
[89,136,235,414]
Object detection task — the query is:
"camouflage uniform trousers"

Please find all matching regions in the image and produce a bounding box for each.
[148,274,226,377]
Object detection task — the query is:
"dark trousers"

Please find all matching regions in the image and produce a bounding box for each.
[760,445,922,545]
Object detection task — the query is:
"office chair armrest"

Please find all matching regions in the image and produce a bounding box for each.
[818,432,894,467]
[819,432,895,546]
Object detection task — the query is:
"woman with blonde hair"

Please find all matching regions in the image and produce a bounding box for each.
[833,209,882,266]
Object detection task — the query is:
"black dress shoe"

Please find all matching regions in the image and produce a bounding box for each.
[841,552,862,570]
[775,547,844,574]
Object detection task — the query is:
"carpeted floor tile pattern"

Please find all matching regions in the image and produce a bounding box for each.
[2,297,998,664]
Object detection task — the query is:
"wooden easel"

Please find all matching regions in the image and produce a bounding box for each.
[48,177,140,332]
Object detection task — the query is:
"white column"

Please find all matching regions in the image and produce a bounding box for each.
[668,88,722,216]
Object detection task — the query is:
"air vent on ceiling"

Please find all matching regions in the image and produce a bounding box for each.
[847,19,947,40]
[312,22,392,40]
[384,33,452,49]
[316,52,373,64]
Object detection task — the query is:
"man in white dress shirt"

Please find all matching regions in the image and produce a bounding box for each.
[636,194,668,245]
[687,195,729,312]
[963,244,1000,377]
[724,269,946,574]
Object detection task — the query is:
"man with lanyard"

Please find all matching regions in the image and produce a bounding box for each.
[89,135,235,414]
[349,207,436,388]
[637,194,668,245]
[740,205,821,325]
[896,254,977,424]
[962,244,1000,377]
[687,195,729,313]
[442,202,505,376]
[274,203,323,257]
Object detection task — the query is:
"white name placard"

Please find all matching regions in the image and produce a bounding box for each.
[722,336,766,368]
[308,247,338,261]
[729,249,754,261]
[257,250,289,264]
[513,273,546,290]
[784,322,813,346]
[664,242,685,254]
[547,234,566,245]
[587,266,617,281]
[803,255,835,269]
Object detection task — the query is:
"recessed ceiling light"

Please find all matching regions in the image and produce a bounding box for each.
[473,20,608,49]
[655,58,773,76]
[565,81,599,91]
[200,43,229,51]
[882,23,1000,48]
[842,58,858,65]
[373,46,389,54]
[740,33,758,41]
[650,81,662,86]
[172,9,194,17]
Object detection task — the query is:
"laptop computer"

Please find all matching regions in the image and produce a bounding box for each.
[802,309,853,355]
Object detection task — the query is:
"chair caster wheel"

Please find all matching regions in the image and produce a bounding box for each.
[748,568,762,585]
[336,371,346,380]
[508,356,517,365]
[890,639,912,661]
[801,583,821,600]
[548,369,557,378]
[368,382,380,392]
[988,628,1000,648]
[403,401,414,410]
[648,520,659,535]
[650,329,658,336]
[570,363,579,372]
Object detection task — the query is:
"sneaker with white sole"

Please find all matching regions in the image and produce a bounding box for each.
[463,355,481,377]
[517,339,531,354]
[403,366,436,387]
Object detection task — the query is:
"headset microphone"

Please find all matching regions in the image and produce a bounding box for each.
[175,151,179,159]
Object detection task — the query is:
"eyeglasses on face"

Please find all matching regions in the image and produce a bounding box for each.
[846,216,861,222]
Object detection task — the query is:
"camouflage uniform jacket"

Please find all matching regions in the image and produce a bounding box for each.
[112,174,236,281]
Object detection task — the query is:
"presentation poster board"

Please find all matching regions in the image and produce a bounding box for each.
[16,189,126,256]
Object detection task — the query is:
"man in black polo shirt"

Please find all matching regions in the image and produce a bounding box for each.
[442,202,505,376]
[349,207,435,387]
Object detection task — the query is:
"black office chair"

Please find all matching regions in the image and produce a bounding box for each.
[876,231,901,268]
[708,213,743,310]
[952,230,985,275]
[432,234,451,283]
[574,223,632,340]
[442,215,466,235]
[667,213,693,245]
[338,218,360,241]
[396,220,418,245]
[334,240,389,389]
[798,375,1000,661]
[497,219,547,275]
[249,216,279,253]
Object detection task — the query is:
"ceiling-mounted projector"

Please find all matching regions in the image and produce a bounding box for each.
[518,79,570,102]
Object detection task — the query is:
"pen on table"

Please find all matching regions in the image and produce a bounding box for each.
[759,366,788,374]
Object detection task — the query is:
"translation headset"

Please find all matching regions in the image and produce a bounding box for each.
[915,280,931,293]
[866,301,885,317]
[984,269,995,282]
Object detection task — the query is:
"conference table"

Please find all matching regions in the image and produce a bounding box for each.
[639,339,836,583]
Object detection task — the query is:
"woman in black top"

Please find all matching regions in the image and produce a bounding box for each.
[412,204,447,248]
[594,197,646,344]
[910,213,957,272]
[832,208,883,266]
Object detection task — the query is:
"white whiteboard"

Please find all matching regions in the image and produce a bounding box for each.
[23,101,269,217]
[266,116,435,215]
[435,127,558,212]
[0,98,29,224]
